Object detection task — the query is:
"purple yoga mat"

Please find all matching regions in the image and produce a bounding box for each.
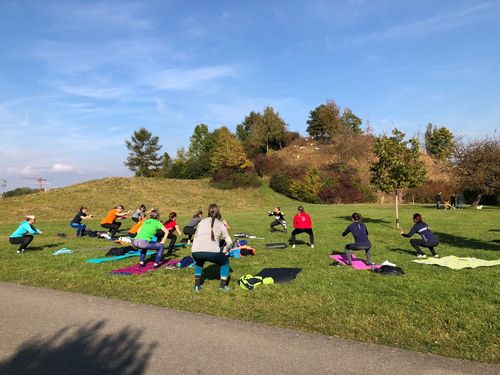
[110,261,166,275]
[330,254,381,270]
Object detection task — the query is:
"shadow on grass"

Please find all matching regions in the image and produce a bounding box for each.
[434,232,500,252]
[334,216,392,226]
[201,264,234,285]
[26,243,65,252]
[0,320,156,375]
[390,247,417,256]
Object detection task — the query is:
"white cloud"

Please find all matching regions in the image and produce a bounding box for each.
[51,163,74,172]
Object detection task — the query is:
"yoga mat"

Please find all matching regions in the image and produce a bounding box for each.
[86,251,155,264]
[255,268,302,283]
[265,242,287,249]
[412,255,500,269]
[110,260,167,275]
[330,254,381,270]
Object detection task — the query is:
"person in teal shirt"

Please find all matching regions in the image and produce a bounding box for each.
[132,211,169,268]
[9,215,43,253]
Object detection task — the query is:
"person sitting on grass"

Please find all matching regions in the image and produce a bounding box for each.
[9,215,43,254]
[191,204,233,292]
[341,212,372,266]
[157,212,182,255]
[268,206,287,233]
[290,206,314,249]
[183,210,203,243]
[132,211,169,268]
[100,205,132,238]
[400,213,439,258]
[70,207,93,237]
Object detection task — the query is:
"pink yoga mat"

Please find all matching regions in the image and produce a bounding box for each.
[110,261,166,275]
[330,254,380,270]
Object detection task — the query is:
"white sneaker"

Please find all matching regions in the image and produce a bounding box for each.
[433,254,440,258]
[292,244,296,249]
[417,254,427,258]
[310,244,315,248]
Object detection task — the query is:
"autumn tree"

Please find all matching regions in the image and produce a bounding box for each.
[454,138,500,206]
[124,127,162,177]
[210,127,253,172]
[370,129,427,228]
[424,123,455,160]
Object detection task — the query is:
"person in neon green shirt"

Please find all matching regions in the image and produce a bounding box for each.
[132,211,169,268]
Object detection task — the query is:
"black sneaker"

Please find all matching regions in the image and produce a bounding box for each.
[138,262,146,268]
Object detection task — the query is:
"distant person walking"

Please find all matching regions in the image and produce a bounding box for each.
[342,212,373,265]
[450,194,456,208]
[191,204,233,292]
[456,192,464,209]
[290,206,314,249]
[401,213,439,258]
[9,215,43,253]
[435,192,441,209]
[70,207,93,237]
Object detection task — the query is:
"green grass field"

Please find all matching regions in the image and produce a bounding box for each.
[0,179,499,363]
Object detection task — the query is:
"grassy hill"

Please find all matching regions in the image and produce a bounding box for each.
[0,177,292,223]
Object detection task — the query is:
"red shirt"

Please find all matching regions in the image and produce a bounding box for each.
[163,220,177,232]
[293,212,312,229]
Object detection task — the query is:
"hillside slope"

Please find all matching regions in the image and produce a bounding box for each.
[0,177,293,223]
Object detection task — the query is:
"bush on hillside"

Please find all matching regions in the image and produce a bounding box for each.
[269,172,291,195]
[3,187,38,198]
[403,180,456,204]
[211,168,261,190]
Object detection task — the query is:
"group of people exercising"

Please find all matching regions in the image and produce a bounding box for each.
[8,203,439,290]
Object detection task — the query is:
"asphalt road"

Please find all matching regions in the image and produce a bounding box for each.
[0,282,497,375]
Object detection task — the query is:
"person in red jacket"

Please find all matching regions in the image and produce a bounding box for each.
[290,206,314,248]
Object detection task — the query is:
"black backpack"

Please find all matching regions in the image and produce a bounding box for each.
[375,265,405,276]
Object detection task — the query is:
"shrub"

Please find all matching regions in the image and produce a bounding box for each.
[270,173,291,195]
[211,168,261,190]
[403,180,456,204]
[3,187,38,197]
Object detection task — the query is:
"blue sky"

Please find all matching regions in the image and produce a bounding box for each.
[1,0,499,190]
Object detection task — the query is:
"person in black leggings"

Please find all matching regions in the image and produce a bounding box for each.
[401,213,439,258]
[9,215,43,253]
[342,212,373,265]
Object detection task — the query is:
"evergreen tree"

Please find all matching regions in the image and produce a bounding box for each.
[370,129,427,227]
[341,108,363,134]
[124,128,162,177]
[187,124,216,177]
[160,152,172,178]
[306,100,342,142]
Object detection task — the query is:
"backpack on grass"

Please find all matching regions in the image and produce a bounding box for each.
[237,274,274,290]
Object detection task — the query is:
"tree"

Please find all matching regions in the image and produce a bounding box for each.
[187,124,216,177]
[454,138,500,206]
[159,152,172,178]
[236,111,261,143]
[169,147,189,178]
[124,128,162,177]
[306,100,342,142]
[370,129,427,228]
[424,123,455,160]
[210,127,253,172]
[341,108,363,134]
[258,107,288,152]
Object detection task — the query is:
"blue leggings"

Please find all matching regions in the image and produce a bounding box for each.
[133,239,165,264]
[70,222,86,237]
[192,252,230,280]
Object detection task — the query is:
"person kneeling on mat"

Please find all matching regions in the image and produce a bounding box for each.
[191,204,233,292]
[290,206,314,248]
[132,211,169,268]
[9,215,43,254]
[400,213,439,258]
[342,212,372,266]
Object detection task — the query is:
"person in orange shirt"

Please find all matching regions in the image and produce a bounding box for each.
[127,216,146,238]
[100,205,132,237]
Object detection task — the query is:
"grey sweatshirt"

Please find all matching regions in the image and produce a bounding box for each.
[191,217,232,253]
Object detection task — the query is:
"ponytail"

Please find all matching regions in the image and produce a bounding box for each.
[207,204,221,242]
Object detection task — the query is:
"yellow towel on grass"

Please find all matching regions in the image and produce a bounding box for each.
[412,255,500,269]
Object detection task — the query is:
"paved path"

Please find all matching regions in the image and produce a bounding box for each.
[0,282,497,375]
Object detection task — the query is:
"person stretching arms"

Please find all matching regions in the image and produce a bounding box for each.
[401,213,439,258]
[9,215,43,253]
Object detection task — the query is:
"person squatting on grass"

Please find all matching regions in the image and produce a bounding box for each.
[70,207,93,237]
[131,204,149,223]
[9,215,43,253]
[132,211,169,268]
[290,206,314,248]
[191,204,233,292]
[268,206,287,233]
[100,205,132,237]
[183,210,203,243]
[342,212,373,265]
[156,212,182,255]
[401,213,439,258]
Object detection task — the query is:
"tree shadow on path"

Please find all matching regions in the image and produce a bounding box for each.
[0,320,157,375]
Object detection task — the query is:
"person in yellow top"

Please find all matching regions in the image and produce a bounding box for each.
[100,205,132,237]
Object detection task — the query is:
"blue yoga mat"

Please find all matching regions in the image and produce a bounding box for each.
[86,250,155,264]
